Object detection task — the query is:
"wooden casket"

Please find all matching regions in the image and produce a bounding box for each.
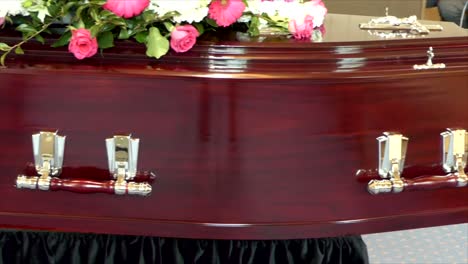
[0,14,467,241]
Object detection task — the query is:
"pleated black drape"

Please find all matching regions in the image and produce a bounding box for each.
[0,230,368,264]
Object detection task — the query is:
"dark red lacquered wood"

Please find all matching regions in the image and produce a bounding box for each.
[0,14,467,239]
[50,178,116,194]
[403,174,460,191]
[1,15,467,79]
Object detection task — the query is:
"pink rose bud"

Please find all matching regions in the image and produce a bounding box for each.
[288,15,314,40]
[170,25,199,53]
[68,28,98,60]
[0,17,5,27]
[103,0,149,18]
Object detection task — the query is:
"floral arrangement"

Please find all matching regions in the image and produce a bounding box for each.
[0,0,327,65]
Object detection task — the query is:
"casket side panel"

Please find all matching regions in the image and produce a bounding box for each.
[0,68,466,239]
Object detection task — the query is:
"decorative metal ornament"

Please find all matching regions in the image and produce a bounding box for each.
[360,8,443,35]
[413,47,446,70]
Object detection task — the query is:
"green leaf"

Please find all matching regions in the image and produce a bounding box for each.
[89,0,107,5]
[97,31,114,49]
[15,46,24,55]
[109,18,126,27]
[99,10,115,20]
[158,11,178,21]
[22,0,33,8]
[76,19,85,29]
[163,22,174,33]
[76,5,88,18]
[118,28,130,39]
[1,53,7,66]
[48,4,60,17]
[35,34,45,44]
[146,27,169,59]
[194,23,204,35]
[0,43,11,52]
[62,2,77,13]
[135,32,148,44]
[142,11,156,23]
[16,24,37,34]
[125,19,136,29]
[248,16,260,37]
[205,18,219,28]
[101,24,116,32]
[90,8,100,21]
[89,24,101,37]
[51,31,72,47]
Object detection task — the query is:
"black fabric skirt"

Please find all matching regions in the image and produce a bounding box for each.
[0,230,368,264]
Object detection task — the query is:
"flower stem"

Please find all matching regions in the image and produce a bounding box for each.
[1,20,56,66]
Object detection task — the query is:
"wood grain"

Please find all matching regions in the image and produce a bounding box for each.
[0,14,466,239]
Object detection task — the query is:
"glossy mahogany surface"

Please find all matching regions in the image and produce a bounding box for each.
[49,178,117,194]
[403,174,461,192]
[0,14,467,239]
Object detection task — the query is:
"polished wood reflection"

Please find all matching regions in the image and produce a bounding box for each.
[0,14,466,239]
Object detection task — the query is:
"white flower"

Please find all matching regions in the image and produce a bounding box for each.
[237,14,252,23]
[149,0,210,24]
[24,0,50,22]
[246,0,326,27]
[246,0,294,18]
[0,0,28,18]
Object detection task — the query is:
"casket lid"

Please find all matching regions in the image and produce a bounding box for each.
[1,14,467,79]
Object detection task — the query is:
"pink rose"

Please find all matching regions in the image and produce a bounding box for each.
[68,29,98,60]
[0,17,5,27]
[170,25,199,53]
[310,0,326,7]
[208,0,246,27]
[287,0,327,40]
[288,15,314,40]
[103,0,149,18]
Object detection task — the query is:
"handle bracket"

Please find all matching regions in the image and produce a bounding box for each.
[16,132,152,196]
[18,131,66,190]
[368,129,468,194]
[441,128,468,186]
